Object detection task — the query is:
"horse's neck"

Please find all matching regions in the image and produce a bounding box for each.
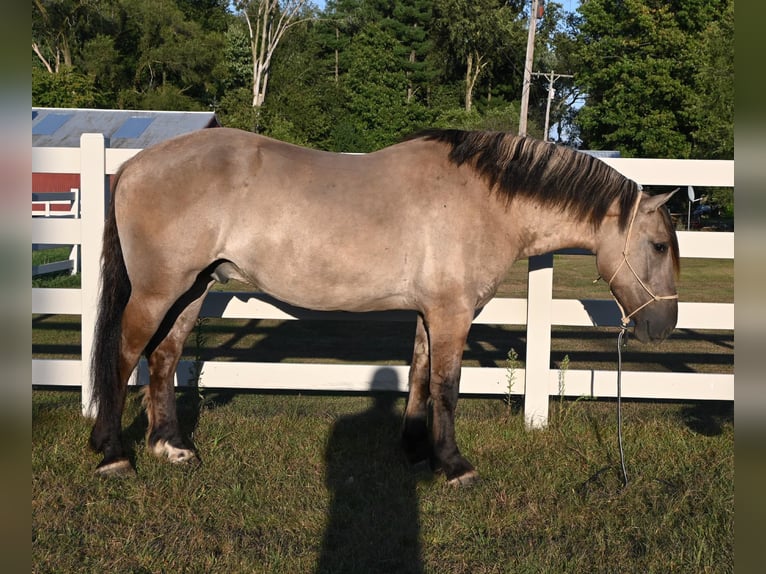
[512,201,599,258]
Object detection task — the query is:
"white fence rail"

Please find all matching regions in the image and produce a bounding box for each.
[32,188,79,217]
[32,189,80,277]
[32,134,734,425]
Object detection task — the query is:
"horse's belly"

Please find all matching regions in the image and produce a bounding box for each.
[216,252,415,313]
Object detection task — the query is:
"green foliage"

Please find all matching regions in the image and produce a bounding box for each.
[33,0,228,111]
[708,187,734,218]
[31,0,732,160]
[222,22,253,92]
[433,101,520,133]
[689,0,734,159]
[432,0,525,111]
[215,87,260,132]
[336,24,429,150]
[32,66,106,108]
[257,19,339,146]
[573,0,734,159]
[119,85,207,112]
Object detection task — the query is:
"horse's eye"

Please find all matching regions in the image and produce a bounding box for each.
[653,242,668,254]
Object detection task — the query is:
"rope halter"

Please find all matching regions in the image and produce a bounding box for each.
[606,192,679,328]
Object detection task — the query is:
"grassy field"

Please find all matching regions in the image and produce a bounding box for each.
[33,389,733,573]
[33,251,733,572]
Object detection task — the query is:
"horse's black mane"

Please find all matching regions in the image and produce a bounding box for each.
[408,129,640,230]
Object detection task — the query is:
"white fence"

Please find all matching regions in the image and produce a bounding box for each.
[32,134,734,426]
[32,189,80,277]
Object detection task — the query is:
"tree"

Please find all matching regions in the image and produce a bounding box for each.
[573,0,733,158]
[433,0,522,112]
[689,0,733,159]
[32,65,104,107]
[258,17,340,144]
[32,0,81,73]
[119,0,224,109]
[33,0,127,106]
[233,0,312,109]
[335,24,425,151]
[373,0,437,104]
[33,0,232,110]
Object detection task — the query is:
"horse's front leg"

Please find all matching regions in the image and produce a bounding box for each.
[402,314,431,465]
[426,308,478,486]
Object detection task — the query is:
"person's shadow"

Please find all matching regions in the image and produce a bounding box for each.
[317,367,426,574]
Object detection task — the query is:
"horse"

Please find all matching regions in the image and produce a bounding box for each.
[89,128,679,484]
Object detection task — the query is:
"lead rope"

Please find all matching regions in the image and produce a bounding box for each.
[617,326,629,487]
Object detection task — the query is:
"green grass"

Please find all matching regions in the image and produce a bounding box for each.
[32,246,80,288]
[32,389,733,573]
[32,246,71,266]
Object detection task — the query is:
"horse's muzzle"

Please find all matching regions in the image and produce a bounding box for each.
[632,299,678,343]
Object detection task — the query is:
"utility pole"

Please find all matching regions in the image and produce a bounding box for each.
[532,70,573,141]
[518,0,540,137]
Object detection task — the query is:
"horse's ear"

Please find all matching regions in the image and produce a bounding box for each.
[641,188,678,213]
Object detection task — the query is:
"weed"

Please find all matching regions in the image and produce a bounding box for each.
[504,348,519,410]
[558,353,570,404]
[189,317,209,407]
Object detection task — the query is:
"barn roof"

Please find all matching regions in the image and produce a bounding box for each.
[579,150,621,158]
[32,107,220,149]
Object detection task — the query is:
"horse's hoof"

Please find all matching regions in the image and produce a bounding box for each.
[95,458,135,477]
[447,469,480,487]
[151,440,199,465]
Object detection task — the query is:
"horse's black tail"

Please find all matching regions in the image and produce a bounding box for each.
[89,167,131,437]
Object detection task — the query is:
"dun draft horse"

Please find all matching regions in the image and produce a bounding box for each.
[89,128,680,484]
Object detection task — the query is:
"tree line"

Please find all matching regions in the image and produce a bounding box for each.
[33,0,733,159]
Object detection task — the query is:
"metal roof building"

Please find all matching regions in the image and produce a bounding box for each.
[579,149,621,158]
[33,108,220,197]
[32,107,219,149]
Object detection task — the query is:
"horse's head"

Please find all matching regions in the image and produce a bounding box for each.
[596,190,680,342]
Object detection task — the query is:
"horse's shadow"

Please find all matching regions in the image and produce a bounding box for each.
[317,367,427,574]
[118,368,427,573]
[680,401,733,437]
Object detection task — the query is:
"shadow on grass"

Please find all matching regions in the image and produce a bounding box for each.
[681,401,733,436]
[112,368,428,574]
[317,367,426,574]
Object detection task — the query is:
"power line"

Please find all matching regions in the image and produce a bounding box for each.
[532,70,574,141]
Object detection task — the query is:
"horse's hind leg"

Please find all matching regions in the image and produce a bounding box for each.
[144,277,213,464]
[91,294,177,476]
[402,314,431,465]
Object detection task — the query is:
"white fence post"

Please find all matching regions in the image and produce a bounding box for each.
[523,253,554,428]
[79,134,108,417]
